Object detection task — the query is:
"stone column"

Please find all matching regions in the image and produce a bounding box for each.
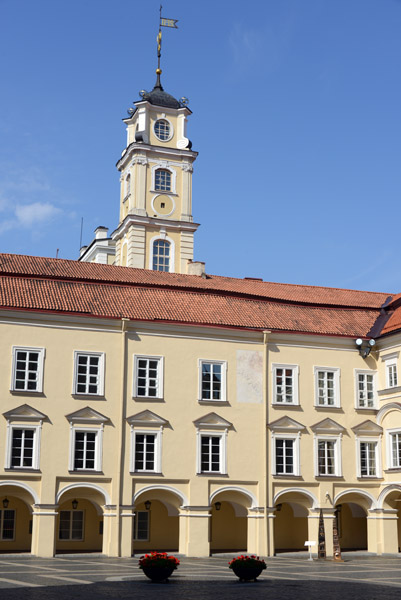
[368,509,398,554]
[101,505,118,557]
[178,507,210,557]
[119,505,135,557]
[246,508,265,555]
[31,504,57,557]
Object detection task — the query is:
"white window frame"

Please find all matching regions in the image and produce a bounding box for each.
[314,366,341,408]
[196,430,227,475]
[131,428,162,473]
[5,424,41,470]
[133,355,164,399]
[73,351,105,396]
[153,117,173,142]
[272,364,299,406]
[151,164,177,194]
[0,509,16,541]
[58,510,85,541]
[198,359,227,403]
[11,346,45,393]
[314,434,342,477]
[386,428,401,470]
[149,234,175,273]
[133,511,150,541]
[356,437,381,478]
[354,369,377,409]
[69,426,103,472]
[271,432,300,476]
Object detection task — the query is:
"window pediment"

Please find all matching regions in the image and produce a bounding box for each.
[352,420,383,436]
[127,410,169,427]
[268,416,306,433]
[311,417,345,435]
[193,412,232,430]
[3,404,48,422]
[65,406,109,424]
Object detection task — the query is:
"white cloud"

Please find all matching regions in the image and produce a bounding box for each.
[15,202,62,228]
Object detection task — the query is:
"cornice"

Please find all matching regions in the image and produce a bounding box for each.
[112,214,200,241]
[117,142,198,171]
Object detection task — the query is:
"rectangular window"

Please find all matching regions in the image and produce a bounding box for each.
[73,431,98,470]
[11,347,45,392]
[74,352,104,395]
[134,356,163,399]
[273,364,299,405]
[59,511,84,540]
[391,432,401,468]
[314,367,340,407]
[318,440,336,475]
[155,169,171,191]
[134,433,156,472]
[360,441,377,477]
[11,428,35,468]
[275,439,294,474]
[356,371,376,408]
[0,510,15,541]
[133,511,149,541]
[200,435,221,473]
[199,360,226,402]
[388,363,398,388]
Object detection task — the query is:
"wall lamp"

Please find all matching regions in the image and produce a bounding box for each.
[275,503,282,512]
[2,498,9,509]
[72,499,78,510]
[214,502,221,511]
[356,338,376,358]
[144,500,151,511]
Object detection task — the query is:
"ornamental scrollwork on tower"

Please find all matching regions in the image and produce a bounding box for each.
[132,156,149,166]
[181,163,193,173]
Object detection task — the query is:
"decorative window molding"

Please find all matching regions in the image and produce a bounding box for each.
[151,164,177,194]
[58,510,84,541]
[271,433,301,476]
[272,364,299,405]
[386,428,401,470]
[66,407,109,473]
[149,235,175,273]
[3,405,47,471]
[0,509,15,541]
[382,353,399,389]
[314,435,342,477]
[11,347,45,393]
[153,117,173,142]
[314,366,340,408]
[133,355,164,399]
[193,413,232,475]
[198,359,227,402]
[73,351,105,396]
[127,409,168,474]
[356,438,381,478]
[354,369,377,409]
[133,511,149,541]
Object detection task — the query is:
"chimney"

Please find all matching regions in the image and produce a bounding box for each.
[79,245,88,257]
[95,226,109,240]
[187,260,206,277]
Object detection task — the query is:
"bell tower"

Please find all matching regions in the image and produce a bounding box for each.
[112,28,199,273]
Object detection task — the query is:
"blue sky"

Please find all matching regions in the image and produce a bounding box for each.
[0,0,400,292]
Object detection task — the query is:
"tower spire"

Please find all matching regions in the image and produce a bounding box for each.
[155,4,163,90]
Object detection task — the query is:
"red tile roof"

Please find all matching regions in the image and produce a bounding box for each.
[0,253,397,337]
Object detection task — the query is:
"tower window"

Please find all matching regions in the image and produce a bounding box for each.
[152,240,170,272]
[155,169,171,192]
[154,119,171,141]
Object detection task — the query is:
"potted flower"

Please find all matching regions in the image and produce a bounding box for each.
[138,552,180,582]
[228,555,266,582]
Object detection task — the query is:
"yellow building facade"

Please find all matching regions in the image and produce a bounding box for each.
[1,66,401,559]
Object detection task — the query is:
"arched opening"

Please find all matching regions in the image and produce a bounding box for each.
[133,488,181,554]
[335,502,367,550]
[210,488,254,554]
[379,486,401,552]
[273,490,315,553]
[55,486,106,554]
[0,491,33,553]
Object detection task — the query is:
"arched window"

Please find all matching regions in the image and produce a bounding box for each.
[154,119,171,141]
[155,169,171,192]
[125,174,131,197]
[152,240,170,272]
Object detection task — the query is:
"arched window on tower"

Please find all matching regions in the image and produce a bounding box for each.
[152,240,171,272]
[125,174,131,198]
[155,168,171,192]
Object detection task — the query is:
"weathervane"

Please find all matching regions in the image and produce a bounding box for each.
[155,4,178,88]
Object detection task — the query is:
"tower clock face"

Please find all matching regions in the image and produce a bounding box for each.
[152,195,174,217]
[154,119,172,141]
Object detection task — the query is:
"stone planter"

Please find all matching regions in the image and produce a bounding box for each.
[142,564,176,582]
[231,562,265,582]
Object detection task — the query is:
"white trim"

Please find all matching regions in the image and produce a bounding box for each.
[0,481,39,504]
[5,424,41,470]
[333,488,377,509]
[378,485,401,509]
[72,351,105,396]
[209,486,258,509]
[153,117,174,142]
[148,234,175,273]
[377,402,401,424]
[133,355,164,399]
[385,428,401,470]
[273,488,318,509]
[313,433,342,477]
[355,436,382,478]
[198,359,227,402]
[130,427,162,473]
[151,194,176,217]
[354,369,377,409]
[196,430,227,475]
[313,366,341,408]
[271,431,301,476]
[133,485,189,507]
[11,346,45,393]
[151,163,177,194]
[56,483,111,505]
[69,426,102,472]
[271,363,299,406]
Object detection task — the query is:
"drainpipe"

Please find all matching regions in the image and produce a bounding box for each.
[263,330,270,557]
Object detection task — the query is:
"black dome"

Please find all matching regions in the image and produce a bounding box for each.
[142,83,181,109]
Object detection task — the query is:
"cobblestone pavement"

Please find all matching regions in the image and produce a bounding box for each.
[0,554,401,599]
